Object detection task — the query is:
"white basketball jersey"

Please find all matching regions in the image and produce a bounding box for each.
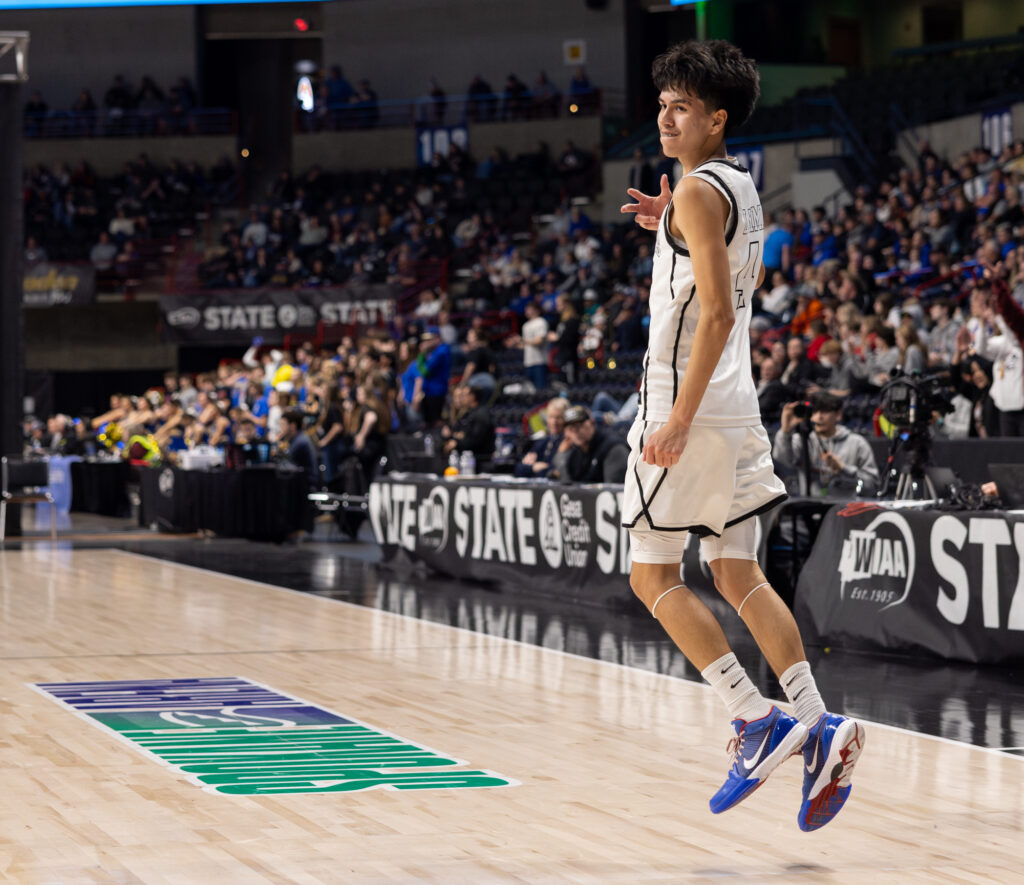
[639,157,764,427]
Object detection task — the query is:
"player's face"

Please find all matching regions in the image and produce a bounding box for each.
[657,88,722,160]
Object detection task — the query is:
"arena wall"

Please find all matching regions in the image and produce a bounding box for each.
[321,0,626,103]
[0,6,196,108]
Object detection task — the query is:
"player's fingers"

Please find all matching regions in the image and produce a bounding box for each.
[625,188,648,201]
[659,174,671,195]
[620,203,640,213]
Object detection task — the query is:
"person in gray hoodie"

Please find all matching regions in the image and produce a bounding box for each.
[773,392,879,496]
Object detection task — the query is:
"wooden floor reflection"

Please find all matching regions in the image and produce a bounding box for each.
[1,547,1021,884]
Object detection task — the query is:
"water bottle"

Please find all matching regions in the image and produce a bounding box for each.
[423,434,434,456]
[445,450,460,477]
[459,449,476,476]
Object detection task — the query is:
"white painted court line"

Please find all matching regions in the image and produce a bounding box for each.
[106,547,1024,762]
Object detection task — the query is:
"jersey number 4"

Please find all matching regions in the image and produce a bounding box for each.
[734,241,760,310]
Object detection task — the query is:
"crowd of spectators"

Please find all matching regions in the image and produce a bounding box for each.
[23,153,238,267]
[24,137,1024,523]
[196,139,600,291]
[23,75,205,138]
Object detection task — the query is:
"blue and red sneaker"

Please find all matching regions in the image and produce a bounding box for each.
[709,706,808,814]
[798,713,866,832]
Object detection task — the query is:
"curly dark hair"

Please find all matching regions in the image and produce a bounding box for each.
[651,40,759,136]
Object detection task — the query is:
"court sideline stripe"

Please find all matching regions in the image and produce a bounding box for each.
[103,547,1024,762]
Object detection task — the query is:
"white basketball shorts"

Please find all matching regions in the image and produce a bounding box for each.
[622,419,787,564]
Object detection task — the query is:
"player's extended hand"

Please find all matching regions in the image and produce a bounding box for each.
[620,174,672,232]
[642,420,689,468]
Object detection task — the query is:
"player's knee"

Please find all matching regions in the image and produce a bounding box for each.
[629,564,683,610]
[629,570,650,604]
[709,559,767,608]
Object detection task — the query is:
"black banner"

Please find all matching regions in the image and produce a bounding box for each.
[369,476,774,608]
[159,283,398,344]
[23,262,96,307]
[795,503,1024,664]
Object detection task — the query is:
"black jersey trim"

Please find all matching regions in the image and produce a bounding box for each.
[722,493,789,529]
[622,494,788,537]
[671,285,696,405]
[663,202,689,256]
[693,168,739,247]
[696,157,750,175]
[624,423,667,530]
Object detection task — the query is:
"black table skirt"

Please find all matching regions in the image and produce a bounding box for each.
[70,460,132,517]
[139,466,313,541]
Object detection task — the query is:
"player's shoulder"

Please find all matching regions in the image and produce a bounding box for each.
[673,174,729,222]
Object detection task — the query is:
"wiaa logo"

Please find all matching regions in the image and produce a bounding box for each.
[166,307,200,328]
[416,486,449,552]
[837,512,916,611]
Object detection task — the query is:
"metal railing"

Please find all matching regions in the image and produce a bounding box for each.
[293,89,603,133]
[23,107,236,139]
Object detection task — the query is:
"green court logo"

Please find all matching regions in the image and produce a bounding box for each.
[34,677,516,795]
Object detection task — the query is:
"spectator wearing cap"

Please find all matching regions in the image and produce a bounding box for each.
[416,328,452,427]
[774,393,879,497]
[557,405,629,484]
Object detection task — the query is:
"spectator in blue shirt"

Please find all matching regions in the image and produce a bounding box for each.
[811,220,840,265]
[763,212,794,278]
[416,329,452,427]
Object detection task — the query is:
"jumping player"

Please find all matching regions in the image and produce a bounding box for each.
[620,40,864,831]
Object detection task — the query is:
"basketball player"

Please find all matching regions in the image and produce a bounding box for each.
[619,40,864,831]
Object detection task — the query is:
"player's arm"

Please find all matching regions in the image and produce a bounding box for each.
[642,177,732,466]
[757,262,766,288]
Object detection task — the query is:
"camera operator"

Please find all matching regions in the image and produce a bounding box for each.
[774,393,879,496]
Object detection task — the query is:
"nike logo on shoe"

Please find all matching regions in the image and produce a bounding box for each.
[805,736,822,774]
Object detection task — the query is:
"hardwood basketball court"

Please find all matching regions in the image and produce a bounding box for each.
[1,546,1021,883]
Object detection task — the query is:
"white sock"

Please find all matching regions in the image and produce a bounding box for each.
[779,661,827,726]
[702,653,773,723]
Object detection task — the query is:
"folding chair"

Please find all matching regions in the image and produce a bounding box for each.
[1,457,57,544]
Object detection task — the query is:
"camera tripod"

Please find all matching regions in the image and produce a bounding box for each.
[880,425,939,500]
